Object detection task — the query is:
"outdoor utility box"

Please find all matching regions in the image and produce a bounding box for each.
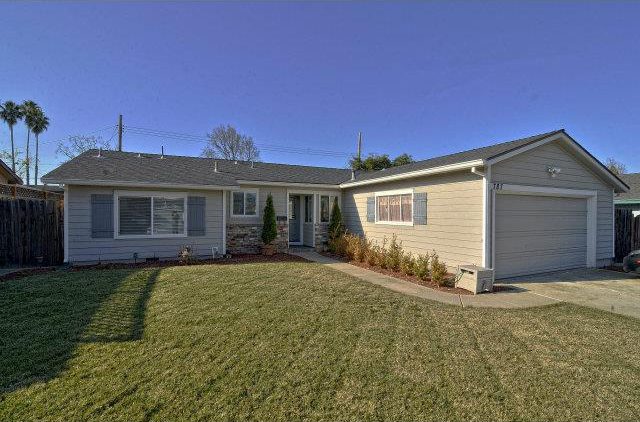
[456,265,494,294]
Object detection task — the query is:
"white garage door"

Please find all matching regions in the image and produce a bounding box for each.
[495,194,588,279]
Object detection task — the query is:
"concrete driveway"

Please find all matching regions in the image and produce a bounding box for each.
[498,268,640,319]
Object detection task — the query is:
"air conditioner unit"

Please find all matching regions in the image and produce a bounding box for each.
[456,265,494,294]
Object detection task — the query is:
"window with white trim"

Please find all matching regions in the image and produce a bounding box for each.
[304,195,313,223]
[320,195,336,223]
[232,191,258,216]
[376,193,412,223]
[117,194,186,237]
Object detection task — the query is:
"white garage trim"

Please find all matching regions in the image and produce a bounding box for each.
[490,183,598,270]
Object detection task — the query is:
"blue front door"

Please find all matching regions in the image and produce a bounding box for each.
[289,195,301,243]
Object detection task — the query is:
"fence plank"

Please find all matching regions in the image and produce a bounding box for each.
[0,197,64,267]
[615,209,640,262]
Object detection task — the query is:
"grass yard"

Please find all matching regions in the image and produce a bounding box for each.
[1,261,640,421]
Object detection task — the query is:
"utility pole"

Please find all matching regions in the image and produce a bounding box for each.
[357,131,362,161]
[118,114,123,151]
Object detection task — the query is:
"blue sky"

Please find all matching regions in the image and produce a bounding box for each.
[1,1,639,182]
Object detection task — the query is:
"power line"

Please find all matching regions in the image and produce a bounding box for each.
[124,125,355,158]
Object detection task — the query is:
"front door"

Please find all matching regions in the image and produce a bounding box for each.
[288,195,301,243]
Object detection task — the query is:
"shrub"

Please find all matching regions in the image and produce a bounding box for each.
[261,194,277,245]
[378,237,389,269]
[414,253,430,280]
[355,237,370,263]
[385,234,403,271]
[365,243,381,267]
[330,234,348,256]
[341,233,359,260]
[430,251,449,286]
[400,252,415,276]
[328,198,345,243]
[178,245,196,263]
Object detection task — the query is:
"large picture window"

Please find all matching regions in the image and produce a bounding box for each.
[117,193,186,237]
[376,192,412,224]
[232,191,258,216]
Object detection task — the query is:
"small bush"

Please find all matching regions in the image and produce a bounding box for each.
[330,234,348,256]
[343,234,360,260]
[328,198,345,243]
[430,251,449,286]
[414,253,430,280]
[261,194,277,245]
[354,237,369,263]
[400,252,415,276]
[378,238,389,269]
[385,234,403,271]
[365,243,381,267]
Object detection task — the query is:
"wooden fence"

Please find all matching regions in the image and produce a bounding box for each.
[615,208,640,262]
[0,198,64,267]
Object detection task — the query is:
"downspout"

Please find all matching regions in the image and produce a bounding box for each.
[470,165,491,269]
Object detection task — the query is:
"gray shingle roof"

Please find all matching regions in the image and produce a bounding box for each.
[616,173,640,201]
[42,150,351,186]
[349,130,564,183]
[44,129,623,191]
[0,158,22,184]
[42,150,240,187]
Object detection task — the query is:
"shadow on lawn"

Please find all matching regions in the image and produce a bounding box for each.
[0,268,160,393]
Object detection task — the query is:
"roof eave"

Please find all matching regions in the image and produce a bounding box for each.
[41,178,240,191]
[236,180,342,189]
[339,159,485,188]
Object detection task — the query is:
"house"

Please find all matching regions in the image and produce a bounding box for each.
[0,158,23,184]
[42,129,629,279]
[615,173,640,217]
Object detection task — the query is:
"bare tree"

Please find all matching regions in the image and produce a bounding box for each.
[605,157,626,176]
[202,124,260,161]
[56,135,114,161]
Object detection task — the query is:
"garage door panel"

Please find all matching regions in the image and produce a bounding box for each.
[496,233,587,254]
[495,194,587,279]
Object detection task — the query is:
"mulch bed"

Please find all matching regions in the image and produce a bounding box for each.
[321,252,472,295]
[0,253,309,282]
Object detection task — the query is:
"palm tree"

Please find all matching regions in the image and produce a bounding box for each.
[0,100,23,172]
[20,100,40,185]
[31,111,49,186]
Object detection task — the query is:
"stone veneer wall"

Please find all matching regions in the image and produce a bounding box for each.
[226,220,288,254]
[314,223,329,252]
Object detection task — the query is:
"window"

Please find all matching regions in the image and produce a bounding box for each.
[304,195,313,223]
[232,191,258,216]
[320,195,336,223]
[376,192,412,224]
[117,193,186,237]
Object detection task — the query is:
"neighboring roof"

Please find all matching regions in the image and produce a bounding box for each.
[0,158,23,184]
[349,130,564,184]
[616,173,640,202]
[42,150,351,188]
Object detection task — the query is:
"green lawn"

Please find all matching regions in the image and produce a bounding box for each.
[1,262,640,421]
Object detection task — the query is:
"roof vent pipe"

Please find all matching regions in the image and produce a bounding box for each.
[234,160,238,165]
[160,146,165,159]
[251,161,254,168]
[96,148,102,158]
[351,169,356,181]
[137,153,141,158]
[214,161,218,173]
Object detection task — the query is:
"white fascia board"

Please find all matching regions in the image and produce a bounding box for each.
[485,132,630,193]
[236,180,341,190]
[42,179,239,191]
[339,160,485,188]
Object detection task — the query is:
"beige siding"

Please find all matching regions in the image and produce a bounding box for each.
[67,185,224,263]
[342,171,484,268]
[491,141,614,263]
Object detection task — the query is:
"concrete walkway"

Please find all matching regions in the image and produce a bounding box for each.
[291,251,557,309]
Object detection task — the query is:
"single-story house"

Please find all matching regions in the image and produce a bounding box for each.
[615,173,640,217]
[0,158,23,185]
[42,129,629,279]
